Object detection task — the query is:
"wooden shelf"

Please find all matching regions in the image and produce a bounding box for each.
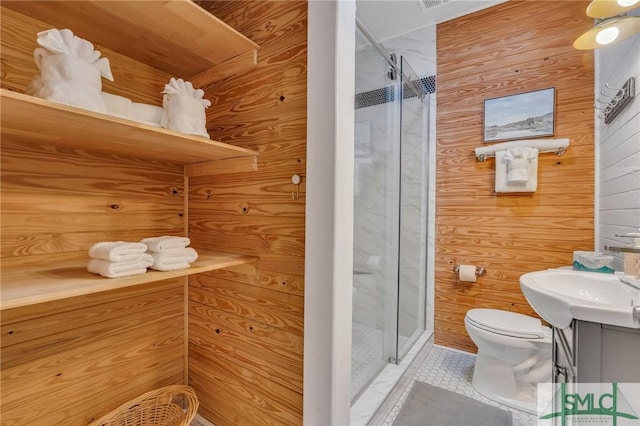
[1,0,259,77]
[0,90,258,165]
[0,249,257,311]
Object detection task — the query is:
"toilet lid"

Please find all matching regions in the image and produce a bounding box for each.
[466,309,545,338]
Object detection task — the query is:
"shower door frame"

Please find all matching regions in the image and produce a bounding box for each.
[352,17,429,400]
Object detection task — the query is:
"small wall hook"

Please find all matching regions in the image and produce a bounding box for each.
[291,174,301,200]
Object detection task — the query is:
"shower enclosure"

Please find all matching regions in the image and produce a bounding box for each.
[351,18,430,400]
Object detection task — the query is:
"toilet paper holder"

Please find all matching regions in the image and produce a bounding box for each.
[453,264,486,277]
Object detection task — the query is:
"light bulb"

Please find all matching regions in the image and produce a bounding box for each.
[596,26,620,44]
[588,0,640,18]
[617,0,639,7]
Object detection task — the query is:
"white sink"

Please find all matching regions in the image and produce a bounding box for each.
[519,269,640,329]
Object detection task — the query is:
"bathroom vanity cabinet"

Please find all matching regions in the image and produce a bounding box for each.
[0,2,302,425]
[553,320,640,383]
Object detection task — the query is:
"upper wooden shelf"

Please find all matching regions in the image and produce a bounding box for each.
[0,89,258,165]
[1,0,259,77]
[0,249,257,311]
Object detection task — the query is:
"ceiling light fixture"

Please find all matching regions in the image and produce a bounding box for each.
[573,0,640,50]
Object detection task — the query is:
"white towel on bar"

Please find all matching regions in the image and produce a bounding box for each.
[141,236,191,252]
[148,247,199,271]
[87,254,153,278]
[504,147,538,183]
[88,241,148,262]
[495,149,538,193]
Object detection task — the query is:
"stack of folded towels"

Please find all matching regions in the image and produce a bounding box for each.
[87,241,153,278]
[141,236,199,271]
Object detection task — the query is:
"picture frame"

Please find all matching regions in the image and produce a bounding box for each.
[483,87,556,142]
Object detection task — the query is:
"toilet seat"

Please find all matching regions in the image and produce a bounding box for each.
[466,308,545,339]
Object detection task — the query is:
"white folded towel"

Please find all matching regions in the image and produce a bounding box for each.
[100,92,162,127]
[495,149,539,193]
[141,236,191,252]
[504,147,538,183]
[148,247,198,271]
[88,241,148,262]
[87,254,153,278]
[100,91,133,117]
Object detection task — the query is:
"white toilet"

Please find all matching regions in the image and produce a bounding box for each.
[464,308,552,414]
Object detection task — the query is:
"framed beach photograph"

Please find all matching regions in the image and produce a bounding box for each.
[483,88,556,142]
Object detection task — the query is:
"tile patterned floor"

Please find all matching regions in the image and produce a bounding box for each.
[352,322,387,399]
[351,322,412,400]
[378,346,537,426]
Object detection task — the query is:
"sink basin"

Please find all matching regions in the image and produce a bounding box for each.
[520,270,640,329]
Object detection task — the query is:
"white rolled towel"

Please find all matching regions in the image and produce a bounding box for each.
[129,102,163,127]
[148,247,199,271]
[87,254,153,278]
[141,236,191,252]
[100,92,133,117]
[88,241,148,262]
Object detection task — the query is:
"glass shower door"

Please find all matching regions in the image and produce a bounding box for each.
[352,19,429,401]
[396,56,427,362]
[351,23,401,401]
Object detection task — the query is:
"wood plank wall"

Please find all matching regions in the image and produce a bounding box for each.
[1,8,186,424]
[0,280,185,425]
[189,2,307,425]
[435,0,595,352]
[0,6,169,105]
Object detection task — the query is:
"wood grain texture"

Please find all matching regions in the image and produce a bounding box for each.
[188,2,306,424]
[0,6,171,105]
[0,3,270,424]
[435,0,594,352]
[1,250,257,311]
[1,0,258,77]
[190,347,302,425]
[190,274,304,335]
[0,280,185,426]
[1,142,185,266]
[1,90,258,164]
[185,156,258,177]
[189,302,303,390]
[189,50,258,88]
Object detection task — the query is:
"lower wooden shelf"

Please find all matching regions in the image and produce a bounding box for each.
[0,249,257,311]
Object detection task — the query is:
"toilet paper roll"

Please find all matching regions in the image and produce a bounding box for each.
[458,264,477,282]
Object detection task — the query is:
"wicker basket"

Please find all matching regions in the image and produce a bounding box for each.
[89,385,199,426]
